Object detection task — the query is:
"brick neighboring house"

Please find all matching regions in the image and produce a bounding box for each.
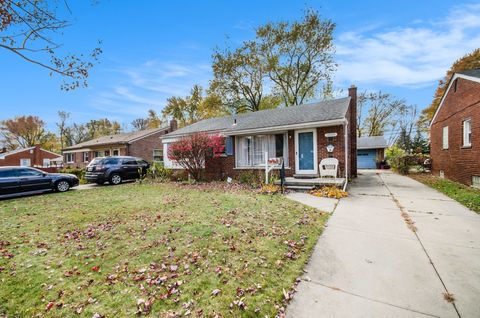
[62,121,177,168]
[162,86,358,183]
[430,69,480,188]
[0,145,62,168]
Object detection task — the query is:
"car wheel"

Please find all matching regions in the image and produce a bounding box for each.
[55,180,70,192]
[109,173,122,185]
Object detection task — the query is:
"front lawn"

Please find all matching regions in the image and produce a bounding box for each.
[410,173,480,213]
[0,183,328,317]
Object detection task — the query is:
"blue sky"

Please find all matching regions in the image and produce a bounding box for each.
[1,0,479,132]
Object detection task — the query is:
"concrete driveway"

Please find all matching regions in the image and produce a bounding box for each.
[287,170,480,318]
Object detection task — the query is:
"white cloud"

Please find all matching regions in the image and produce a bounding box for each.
[335,3,480,87]
[90,60,212,118]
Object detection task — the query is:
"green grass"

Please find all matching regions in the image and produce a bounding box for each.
[410,174,480,213]
[0,183,328,317]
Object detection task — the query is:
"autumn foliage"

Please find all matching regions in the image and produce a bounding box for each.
[168,133,225,181]
[420,48,480,124]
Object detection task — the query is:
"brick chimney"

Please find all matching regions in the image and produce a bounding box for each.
[169,119,178,132]
[348,85,357,178]
[33,144,41,167]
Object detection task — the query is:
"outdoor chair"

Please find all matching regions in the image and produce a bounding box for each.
[319,158,338,180]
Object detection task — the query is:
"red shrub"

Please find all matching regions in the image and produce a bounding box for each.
[168,133,224,181]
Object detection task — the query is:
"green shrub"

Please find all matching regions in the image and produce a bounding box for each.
[237,170,263,187]
[386,146,430,175]
[59,167,86,184]
[146,162,173,182]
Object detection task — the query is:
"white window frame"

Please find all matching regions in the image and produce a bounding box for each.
[83,152,89,163]
[65,153,74,163]
[235,133,289,168]
[153,149,163,162]
[20,158,31,166]
[442,126,449,150]
[112,149,120,156]
[463,119,472,147]
[42,158,50,167]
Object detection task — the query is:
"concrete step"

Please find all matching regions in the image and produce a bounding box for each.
[293,174,319,179]
[285,185,315,192]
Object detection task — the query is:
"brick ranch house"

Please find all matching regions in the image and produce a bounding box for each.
[430,69,480,188]
[62,121,177,168]
[162,86,358,184]
[0,145,62,168]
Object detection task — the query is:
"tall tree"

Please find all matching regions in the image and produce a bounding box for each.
[212,41,266,112]
[163,85,227,126]
[357,91,408,139]
[0,0,102,90]
[256,8,336,106]
[420,48,480,126]
[131,109,162,131]
[146,109,162,128]
[131,118,150,131]
[0,115,51,150]
[56,111,70,149]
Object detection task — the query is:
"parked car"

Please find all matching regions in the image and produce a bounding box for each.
[85,156,150,185]
[0,166,79,199]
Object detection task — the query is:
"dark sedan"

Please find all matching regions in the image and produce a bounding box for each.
[0,166,79,199]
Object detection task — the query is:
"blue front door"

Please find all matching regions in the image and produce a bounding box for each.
[296,130,316,174]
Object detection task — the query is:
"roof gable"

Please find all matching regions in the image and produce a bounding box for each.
[357,136,388,149]
[430,70,480,127]
[63,126,169,150]
[0,147,61,159]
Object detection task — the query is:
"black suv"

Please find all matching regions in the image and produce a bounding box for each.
[85,156,150,185]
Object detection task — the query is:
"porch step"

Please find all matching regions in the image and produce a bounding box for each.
[284,185,315,192]
[292,174,319,179]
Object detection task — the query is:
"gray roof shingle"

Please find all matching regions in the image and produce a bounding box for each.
[458,68,480,79]
[165,97,350,138]
[64,126,169,150]
[357,136,389,149]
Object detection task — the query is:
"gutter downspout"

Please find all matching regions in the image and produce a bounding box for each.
[343,119,349,192]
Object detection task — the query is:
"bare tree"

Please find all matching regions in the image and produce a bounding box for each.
[0,0,102,90]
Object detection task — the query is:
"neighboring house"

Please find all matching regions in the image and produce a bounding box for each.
[0,145,62,168]
[430,69,480,188]
[162,86,358,183]
[357,136,388,169]
[62,121,177,168]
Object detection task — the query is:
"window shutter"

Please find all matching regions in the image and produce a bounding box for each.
[226,136,233,156]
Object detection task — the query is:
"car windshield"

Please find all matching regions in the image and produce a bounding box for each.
[88,158,104,166]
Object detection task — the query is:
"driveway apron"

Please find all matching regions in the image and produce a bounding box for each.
[286,170,479,318]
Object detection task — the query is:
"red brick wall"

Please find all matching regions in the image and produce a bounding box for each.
[64,129,170,168]
[204,124,351,181]
[430,77,480,186]
[128,130,167,162]
[348,86,358,178]
[317,125,348,178]
[0,146,60,167]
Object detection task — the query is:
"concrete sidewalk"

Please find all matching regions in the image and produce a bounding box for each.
[286,170,479,318]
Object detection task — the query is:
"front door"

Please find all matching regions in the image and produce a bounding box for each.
[295,129,317,174]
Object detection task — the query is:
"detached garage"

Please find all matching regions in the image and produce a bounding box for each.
[357,136,388,169]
